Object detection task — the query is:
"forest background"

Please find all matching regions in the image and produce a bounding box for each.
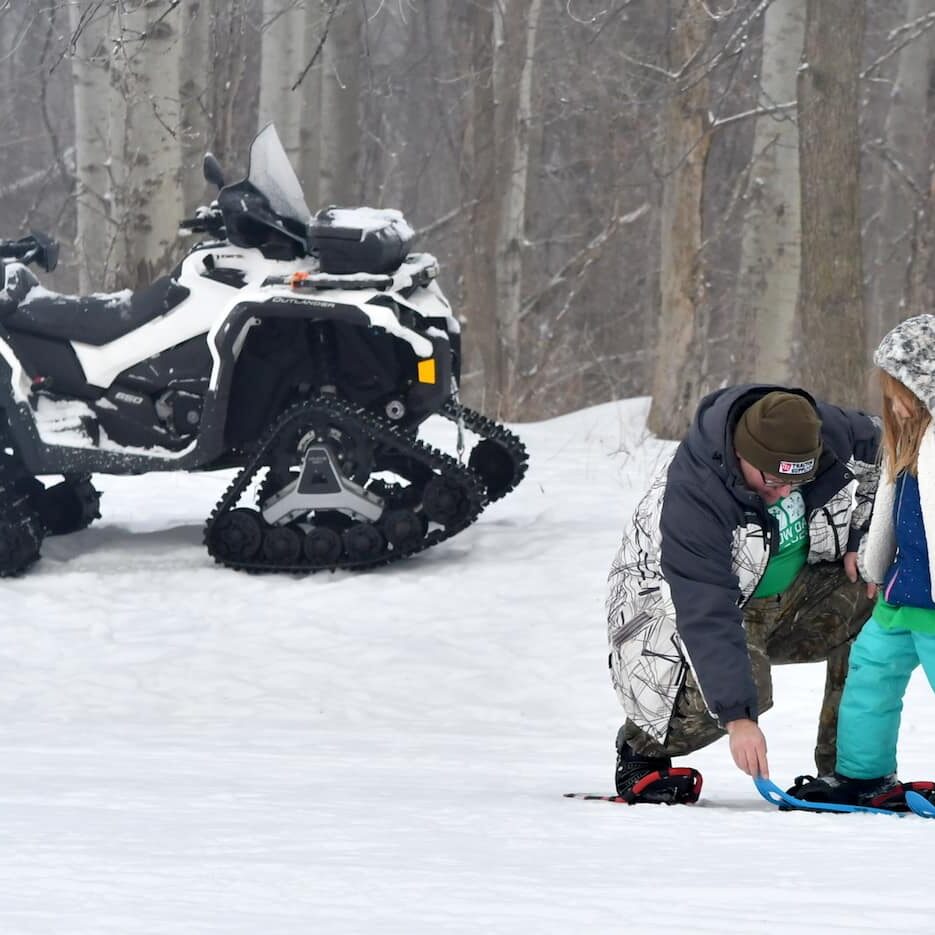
[2,0,933,436]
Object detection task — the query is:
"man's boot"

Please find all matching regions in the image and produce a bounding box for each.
[614,737,702,805]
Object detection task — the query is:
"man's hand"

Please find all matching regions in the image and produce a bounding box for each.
[726,718,769,778]
[843,550,859,583]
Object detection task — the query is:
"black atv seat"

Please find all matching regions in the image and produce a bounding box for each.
[4,275,190,346]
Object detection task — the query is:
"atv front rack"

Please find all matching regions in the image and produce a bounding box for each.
[261,251,440,294]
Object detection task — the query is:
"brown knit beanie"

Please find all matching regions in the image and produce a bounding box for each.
[733,391,823,482]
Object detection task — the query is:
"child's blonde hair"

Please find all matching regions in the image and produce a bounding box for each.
[879,368,931,481]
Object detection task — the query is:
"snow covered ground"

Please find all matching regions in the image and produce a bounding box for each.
[2,397,933,934]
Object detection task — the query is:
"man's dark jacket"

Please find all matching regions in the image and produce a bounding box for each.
[606,384,880,741]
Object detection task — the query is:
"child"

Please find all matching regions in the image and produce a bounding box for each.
[790,314,935,809]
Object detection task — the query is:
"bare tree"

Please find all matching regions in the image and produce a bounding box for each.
[298,6,325,206]
[319,0,362,204]
[110,0,183,289]
[258,0,307,161]
[0,5,15,95]
[647,1,713,439]
[458,0,498,412]
[181,0,213,210]
[907,167,935,318]
[207,0,262,170]
[866,0,935,345]
[906,88,935,319]
[492,0,544,419]
[794,0,867,407]
[69,0,118,290]
[735,0,805,384]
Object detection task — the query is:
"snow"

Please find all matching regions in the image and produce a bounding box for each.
[20,284,132,308]
[316,206,415,241]
[3,397,933,934]
[33,396,98,447]
[32,396,183,457]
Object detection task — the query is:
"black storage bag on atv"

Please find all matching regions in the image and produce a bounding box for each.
[309,208,413,275]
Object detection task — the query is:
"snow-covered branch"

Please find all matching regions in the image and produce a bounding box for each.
[866,139,928,200]
[675,0,772,85]
[861,10,935,78]
[0,162,61,199]
[710,100,796,131]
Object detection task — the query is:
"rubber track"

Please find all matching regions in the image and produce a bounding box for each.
[203,395,490,573]
[0,451,43,577]
[440,399,529,500]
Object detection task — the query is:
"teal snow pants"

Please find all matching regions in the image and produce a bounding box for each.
[835,617,935,779]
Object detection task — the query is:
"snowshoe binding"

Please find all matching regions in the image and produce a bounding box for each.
[615,740,703,805]
[785,773,935,812]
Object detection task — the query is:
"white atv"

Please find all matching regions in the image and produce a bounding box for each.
[0,125,526,575]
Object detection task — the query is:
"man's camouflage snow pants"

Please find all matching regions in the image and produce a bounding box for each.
[621,562,874,774]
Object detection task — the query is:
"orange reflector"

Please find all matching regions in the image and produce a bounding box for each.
[417,359,436,384]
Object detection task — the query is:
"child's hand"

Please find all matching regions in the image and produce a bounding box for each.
[867,582,878,600]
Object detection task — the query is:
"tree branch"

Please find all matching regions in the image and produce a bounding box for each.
[709,100,796,131]
[862,10,935,78]
[292,0,343,91]
[39,1,74,184]
[519,202,649,321]
[414,201,479,240]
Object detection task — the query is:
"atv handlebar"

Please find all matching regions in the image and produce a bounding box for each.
[0,232,59,271]
[179,202,226,238]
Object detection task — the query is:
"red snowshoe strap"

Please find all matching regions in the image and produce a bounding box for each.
[901,781,935,801]
[623,767,703,805]
[868,781,935,811]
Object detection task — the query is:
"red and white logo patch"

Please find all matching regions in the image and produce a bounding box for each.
[779,459,814,475]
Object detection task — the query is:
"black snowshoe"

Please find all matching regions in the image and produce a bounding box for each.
[615,739,703,805]
[786,773,935,812]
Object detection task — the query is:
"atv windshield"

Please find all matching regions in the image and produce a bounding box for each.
[246,124,312,227]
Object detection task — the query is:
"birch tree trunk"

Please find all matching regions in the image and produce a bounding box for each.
[113,0,183,290]
[736,0,804,384]
[492,0,543,418]
[794,0,866,407]
[647,2,712,439]
[258,0,307,165]
[867,0,935,345]
[319,0,362,205]
[69,1,118,291]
